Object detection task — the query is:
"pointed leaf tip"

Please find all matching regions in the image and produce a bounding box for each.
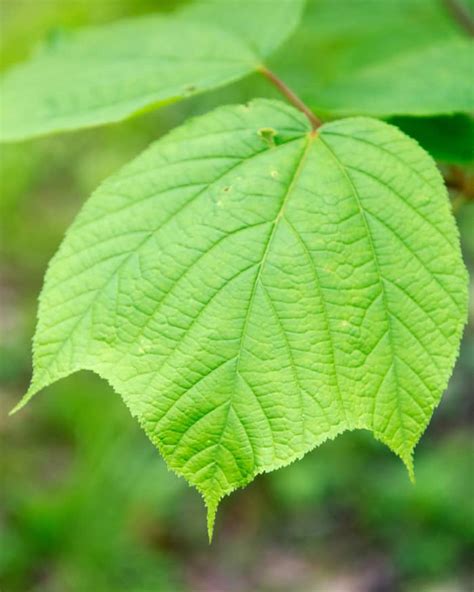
[402,451,416,485]
[9,393,31,416]
[206,498,219,543]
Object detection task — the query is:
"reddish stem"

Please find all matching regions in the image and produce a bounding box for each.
[258,66,322,131]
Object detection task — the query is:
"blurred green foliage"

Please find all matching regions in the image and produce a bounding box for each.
[1,1,473,591]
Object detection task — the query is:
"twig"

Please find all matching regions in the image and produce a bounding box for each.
[445,165,474,214]
[445,165,474,197]
[443,0,474,36]
[258,66,322,131]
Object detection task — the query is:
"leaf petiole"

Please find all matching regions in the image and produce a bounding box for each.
[258,65,322,130]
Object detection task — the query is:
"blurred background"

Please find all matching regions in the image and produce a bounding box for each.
[1,1,473,591]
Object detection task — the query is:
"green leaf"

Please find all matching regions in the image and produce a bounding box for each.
[0,1,304,142]
[180,0,304,58]
[17,99,467,537]
[313,39,473,117]
[272,0,474,117]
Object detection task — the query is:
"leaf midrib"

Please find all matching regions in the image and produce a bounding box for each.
[204,132,317,490]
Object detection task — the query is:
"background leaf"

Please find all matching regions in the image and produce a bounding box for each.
[180,0,305,58]
[271,0,474,117]
[0,0,304,142]
[313,39,473,116]
[18,99,467,536]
